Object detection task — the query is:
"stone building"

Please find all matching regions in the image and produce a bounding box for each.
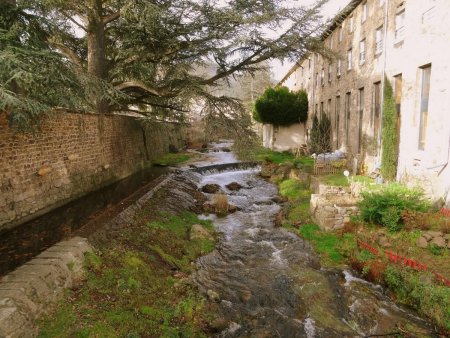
[278,0,450,203]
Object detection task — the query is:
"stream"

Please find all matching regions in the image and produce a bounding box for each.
[192,142,437,337]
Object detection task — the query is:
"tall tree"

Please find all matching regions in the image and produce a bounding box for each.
[4,0,328,129]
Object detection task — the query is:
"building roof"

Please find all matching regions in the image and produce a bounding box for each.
[277,0,364,86]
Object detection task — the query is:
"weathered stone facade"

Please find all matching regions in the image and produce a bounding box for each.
[280,0,450,203]
[0,112,186,231]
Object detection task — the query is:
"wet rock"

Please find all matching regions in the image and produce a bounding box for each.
[271,196,288,204]
[240,289,252,303]
[207,289,220,302]
[201,184,221,194]
[190,224,214,241]
[225,182,243,191]
[209,318,229,332]
[203,202,215,213]
[260,162,277,178]
[417,236,428,248]
[274,211,284,227]
[228,204,238,213]
[430,236,446,248]
[221,147,231,152]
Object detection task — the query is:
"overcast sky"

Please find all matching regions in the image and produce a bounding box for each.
[271,0,350,81]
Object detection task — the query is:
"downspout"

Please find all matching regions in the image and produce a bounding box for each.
[377,0,390,161]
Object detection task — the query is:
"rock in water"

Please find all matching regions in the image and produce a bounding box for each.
[201,184,221,194]
[226,182,243,191]
[207,289,220,302]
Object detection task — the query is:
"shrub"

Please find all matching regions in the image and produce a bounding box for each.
[213,193,229,215]
[253,86,308,126]
[309,113,332,154]
[358,184,431,230]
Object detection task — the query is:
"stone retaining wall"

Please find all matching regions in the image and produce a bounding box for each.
[310,181,362,231]
[0,237,92,338]
[0,112,186,232]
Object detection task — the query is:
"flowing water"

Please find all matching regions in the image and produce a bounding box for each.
[192,142,437,337]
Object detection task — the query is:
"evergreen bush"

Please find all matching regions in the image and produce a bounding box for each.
[253,87,308,126]
[381,78,399,181]
[358,184,431,231]
[309,114,332,154]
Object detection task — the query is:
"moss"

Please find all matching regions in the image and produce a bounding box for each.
[152,152,193,166]
[38,212,215,337]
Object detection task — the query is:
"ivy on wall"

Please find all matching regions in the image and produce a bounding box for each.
[381,77,399,181]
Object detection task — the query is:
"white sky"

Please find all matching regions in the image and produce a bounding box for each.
[271,0,350,81]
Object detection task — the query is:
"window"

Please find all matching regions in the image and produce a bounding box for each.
[336,96,341,148]
[339,26,343,42]
[308,58,311,70]
[375,26,383,55]
[359,39,366,64]
[320,101,324,117]
[347,48,352,70]
[345,92,351,148]
[362,2,368,23]
[321,68,325,86]
[328,64,332,83]
[358,88,365,153]
[395,10,405,42]
[394,74,402,153]
[373,82,381,139]
[394,74,402,116]
[422,1,436,25]
[349,15,354,33]
[327,99,332,118]
[316,72,319,87]
[419,65,431,150]
[337,59,342,77]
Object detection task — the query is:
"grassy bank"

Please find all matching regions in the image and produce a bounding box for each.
[153,152,195,166]
[38,212,216,337]
[263,153,449,332]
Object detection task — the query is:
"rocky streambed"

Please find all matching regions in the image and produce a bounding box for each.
[190,142,437,337]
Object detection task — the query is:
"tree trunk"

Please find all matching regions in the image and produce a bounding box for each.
[86,0,108,113]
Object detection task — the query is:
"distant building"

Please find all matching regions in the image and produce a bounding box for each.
[278,0,450,203]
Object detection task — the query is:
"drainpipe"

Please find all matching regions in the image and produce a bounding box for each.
[377,0,390,161]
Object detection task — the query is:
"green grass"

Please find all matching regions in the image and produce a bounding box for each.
[153,152,192,166]
[297,224,357,265]
[320,174,374,187]
[255,149,314,171]
[38,212,215,337]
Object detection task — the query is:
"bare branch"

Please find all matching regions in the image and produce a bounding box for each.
[103,11,120,25]
[48,40,84,68]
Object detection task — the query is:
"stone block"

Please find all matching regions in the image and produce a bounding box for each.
[417,236,428,248]
[0,304,35,338]
[430,236,446,248]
